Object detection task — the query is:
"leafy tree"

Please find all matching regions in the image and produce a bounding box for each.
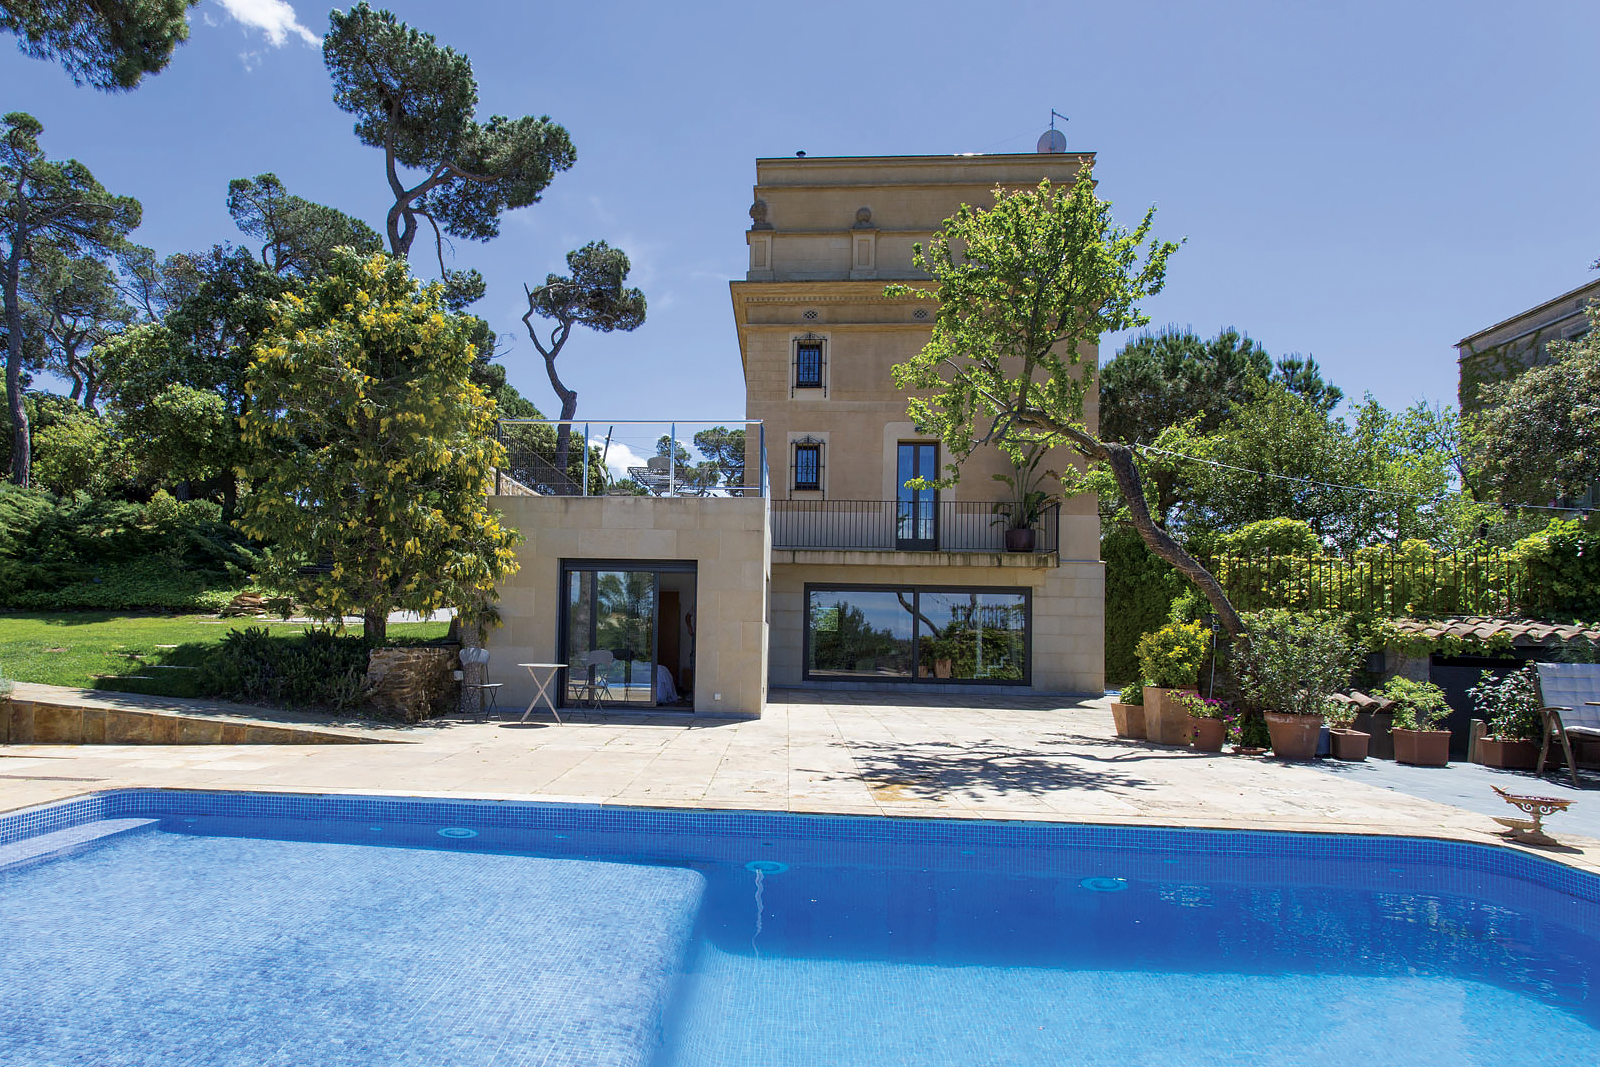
[238,250,519,643]
[1471,305,1600,508]
[694,425,746,490]
[323,2,575,273]
[100,246,290,510]
[1101,326,1342,446]
[1,112,141,486]
[21,244,131,410]
[28,394,126,495]
[226,173,383,279]
[1,0,198,91]
[885,172,1255,637]
[522,240,647,473]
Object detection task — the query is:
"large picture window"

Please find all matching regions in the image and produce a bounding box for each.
[804,585,1029,684]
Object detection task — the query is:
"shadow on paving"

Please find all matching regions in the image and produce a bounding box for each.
[806,734,1169,800]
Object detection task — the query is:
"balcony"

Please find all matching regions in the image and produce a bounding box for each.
[493,419,765,497]
[771,499,1059,555]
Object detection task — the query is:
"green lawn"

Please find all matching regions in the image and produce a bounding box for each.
[0,613,450,699]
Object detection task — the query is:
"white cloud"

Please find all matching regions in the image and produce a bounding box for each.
[591,438,648,483]
[214,0,319,47]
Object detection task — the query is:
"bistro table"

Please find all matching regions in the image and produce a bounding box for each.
[517,663,565,725]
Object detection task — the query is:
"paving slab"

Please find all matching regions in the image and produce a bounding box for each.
[0,689,1596,875]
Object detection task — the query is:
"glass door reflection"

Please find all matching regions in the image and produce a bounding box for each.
[563,569,657,707]
[896,442,938,550]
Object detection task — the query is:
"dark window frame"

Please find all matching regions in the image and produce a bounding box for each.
[801,582,1031,687]
[794,340,823,390]
[794,442,822,491]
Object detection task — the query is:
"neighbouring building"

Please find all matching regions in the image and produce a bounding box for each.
[1455,275,1599,509]
[484,146,1107,717]
[1456,276,1599,413]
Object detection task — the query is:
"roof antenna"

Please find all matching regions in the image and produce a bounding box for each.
[1036,110,1068,153]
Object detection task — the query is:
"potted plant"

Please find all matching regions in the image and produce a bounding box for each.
[1383,677,1452,766]
[1136,621,1209,746]
[1232,609,1357,761]
[1110,683,1146,740]
[1469,666,1542,770]
[1178,692,1232,753]
[1325,699,1370,761]
[990,447,1059,553]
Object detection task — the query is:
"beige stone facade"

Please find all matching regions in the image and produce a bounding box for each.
[484,495,770,717]
[735,152,1106,697]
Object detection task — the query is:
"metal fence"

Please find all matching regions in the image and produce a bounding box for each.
[772,500,1060,554]
[495,419,765,497]
[1201,548,1536,618]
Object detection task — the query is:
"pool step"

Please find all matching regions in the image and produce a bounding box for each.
[0,818,157,874]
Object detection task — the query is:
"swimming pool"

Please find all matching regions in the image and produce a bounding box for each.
[2,789,1596,1066]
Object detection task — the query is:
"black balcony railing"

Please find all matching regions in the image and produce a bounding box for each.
[772,499,1060,554]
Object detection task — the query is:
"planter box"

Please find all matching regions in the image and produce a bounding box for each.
[1352,709,1395,760]
[1329,728,1369,761]
[1476,738,1538,770]
[1110,702,1145,740]
[1393,728,1450,767]
[1143,686,1198,746]
[1265,712,1322,761]
[1190,717,1225,752]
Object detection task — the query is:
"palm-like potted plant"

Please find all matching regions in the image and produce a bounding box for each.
[1382,677,1452,766]
[990,448,1059,553]
[1469,666,1541,769]
[1136,621,1209,745]
[1110,682,1145,739]
[1232,609,1357,761]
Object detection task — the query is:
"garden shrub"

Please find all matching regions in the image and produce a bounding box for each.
[0,486,260,611]
[1232,609,1357,717]
[1135,620,1209,689]
[1469,666,1542,742]
[1103,524,1186,684]
[196,626,371,711]
[1380,677,1450,731]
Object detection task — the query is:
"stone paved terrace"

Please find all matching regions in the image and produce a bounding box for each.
[1,688,1596,876]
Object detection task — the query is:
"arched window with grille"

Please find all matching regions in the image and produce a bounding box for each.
[792,436,824,491]
[791,334,827,397]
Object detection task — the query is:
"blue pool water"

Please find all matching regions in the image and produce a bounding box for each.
[1,790,1597,1066]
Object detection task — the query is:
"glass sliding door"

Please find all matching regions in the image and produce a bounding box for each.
[896,442,938,550]
[563,567,658,707]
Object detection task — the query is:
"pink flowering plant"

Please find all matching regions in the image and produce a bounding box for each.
[1178,692,1241,742]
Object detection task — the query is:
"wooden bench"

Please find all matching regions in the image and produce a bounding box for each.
[1534,662,1600,789]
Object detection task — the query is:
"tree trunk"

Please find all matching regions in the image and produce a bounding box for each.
[4,265,30,488]
[547,364,578,480]
[364,607,387,646]
[1045,421,1246,641]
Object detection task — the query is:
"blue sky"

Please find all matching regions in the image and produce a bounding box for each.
[6,0,1597,445]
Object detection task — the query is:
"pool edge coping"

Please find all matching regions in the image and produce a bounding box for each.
[4,782,1598,879]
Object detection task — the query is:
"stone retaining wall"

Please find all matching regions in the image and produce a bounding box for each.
[363,646,462,723]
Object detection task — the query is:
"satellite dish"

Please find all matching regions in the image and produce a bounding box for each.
[1036,129,1067,154]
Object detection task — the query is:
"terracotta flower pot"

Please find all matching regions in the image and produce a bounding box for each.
[1265,711,1323,761]
[1143,686,1198,746]
[1392,728,1451,767]
[1190,717,1225,752]
[1110,702,1145,740]
[1329,728,1369,761]
[1476,738,1537,770]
